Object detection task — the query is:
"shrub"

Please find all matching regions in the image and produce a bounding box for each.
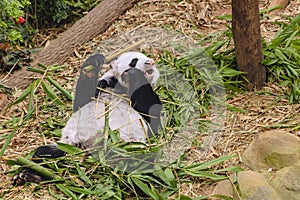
[28,0,102,29]
[0,0,30,47]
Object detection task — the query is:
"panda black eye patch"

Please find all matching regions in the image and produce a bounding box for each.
[129,58,138,68]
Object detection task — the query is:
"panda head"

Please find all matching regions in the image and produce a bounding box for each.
[110,52,159,88]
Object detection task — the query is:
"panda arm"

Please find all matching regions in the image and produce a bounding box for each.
[127,68,162,136]
[74,54,105,112]
[95,69,119,97]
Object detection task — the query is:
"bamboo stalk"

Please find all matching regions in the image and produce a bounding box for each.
[16,156,64,181]
[105,38,146,62]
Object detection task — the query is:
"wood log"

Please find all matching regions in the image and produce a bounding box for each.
[232,0,266,90]
[3,0,139,89]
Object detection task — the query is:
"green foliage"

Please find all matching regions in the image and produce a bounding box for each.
[156,47,244,129]
[28,0,102,28]
[209,13,300,103]
[0,0,30,45]
[263,14,300,103]
[7,144,241,199]
[9,63,73,131]
[2,63,243,199]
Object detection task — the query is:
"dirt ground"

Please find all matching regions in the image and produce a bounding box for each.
[1,0,300,199]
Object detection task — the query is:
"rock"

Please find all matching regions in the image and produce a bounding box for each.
[212,171,280,200]
[238,171,280,200]
[270,160,300,200]
[213,130,300,199]
[242,130,300,170]
[211,179,234,199]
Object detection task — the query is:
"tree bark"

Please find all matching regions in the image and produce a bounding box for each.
[4,0,139,89]
[232,0,266,90]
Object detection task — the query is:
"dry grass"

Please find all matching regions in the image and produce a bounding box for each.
[1,0,300,199]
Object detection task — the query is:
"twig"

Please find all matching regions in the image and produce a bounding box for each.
[0,59,20,83]
[104,101,109,153]
[0,129,17,157]
[105,38,146,62]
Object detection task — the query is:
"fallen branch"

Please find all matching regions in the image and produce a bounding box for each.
[3,0,140,89]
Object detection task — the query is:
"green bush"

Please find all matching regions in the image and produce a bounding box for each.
[0,0,30,46]
[28,0,102,29]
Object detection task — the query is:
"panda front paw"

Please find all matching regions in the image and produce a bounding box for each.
[12,170,43,186]
[33,145,66,159]
[95,80,108,97]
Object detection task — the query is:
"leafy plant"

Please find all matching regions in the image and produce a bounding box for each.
[8,63,73,128]
[156,47,244,130]
[1,62,243,199]
[27,0,103,28]
[7,143,242,199]
[207,13,300,103]
[263,14,300,103]
[0,0,30,45]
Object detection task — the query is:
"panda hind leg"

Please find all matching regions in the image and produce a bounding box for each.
[12,145,66,185]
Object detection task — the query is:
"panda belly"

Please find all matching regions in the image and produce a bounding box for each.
[59,93,148,147]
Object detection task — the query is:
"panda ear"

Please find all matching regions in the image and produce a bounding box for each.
[129,58,138,68]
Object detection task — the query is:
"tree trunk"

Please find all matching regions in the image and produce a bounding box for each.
[4,0,139,89]
[232,0,266,90]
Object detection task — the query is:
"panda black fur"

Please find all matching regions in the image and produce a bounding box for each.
[13,52,162,185]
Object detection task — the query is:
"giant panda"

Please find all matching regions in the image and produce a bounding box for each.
[62,51,161,147]
[13,52,162,185]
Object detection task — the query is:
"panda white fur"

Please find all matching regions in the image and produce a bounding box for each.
[95,51,159,96]
[100,51,159,87]
[60,89,149,146]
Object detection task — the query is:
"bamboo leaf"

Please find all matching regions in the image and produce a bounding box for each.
[274,48,287,61]
[205,41,227,55]
[183,155,235,171]
[27,67,45,74]
[153,165,176,188]
[57,142,83,155]
[42,82,64,106]
[131,177,162,200]
[184,171,226,180]
[178,195,193,200]
[269,14,300,48]
[49,186,68,199]
[37,63,48,69]
[193,196,210,200]
[285,30,299,48]
[215,166,244,173]
[49,64,65,71]
[28,79,37,113]
[67,185,93,195]
[101,190,116,199]
[48,186,66,199]
[56,184,78,200]
[46,76,73,101]
[10,79,39,106]
[217,14,232,21]
[75,163,93,186]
